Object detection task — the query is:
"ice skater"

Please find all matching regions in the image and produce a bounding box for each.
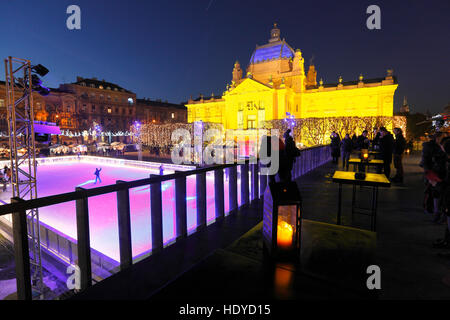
[159,164,164,176]
[94,167,102,184]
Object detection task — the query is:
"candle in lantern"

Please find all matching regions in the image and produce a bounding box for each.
[277,220,293,249]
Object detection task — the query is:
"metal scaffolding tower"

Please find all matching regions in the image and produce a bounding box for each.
[4,56,44,298]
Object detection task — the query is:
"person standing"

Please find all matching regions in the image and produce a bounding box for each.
[392,128,406,182]
[422,132,448,223]
[432,137,450,250]
[283,129,301,182]
[356,130,370,151]
[94,168,102,184]
[330,131,341,164]
[379,127,394,179]
[372,127,381,151]
[340,134,353,170]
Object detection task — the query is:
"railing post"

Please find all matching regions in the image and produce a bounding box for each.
[214,168,224,219]
[11,197,32,300]
[228,166,238,211]
[196,172,207,230]
[75,187,92,290]
[150,174,163,254]
[241,162,249,205]
[175,172,187,240]
[251,163,259,200]
[116,180,132,271]
[260,169,267,197]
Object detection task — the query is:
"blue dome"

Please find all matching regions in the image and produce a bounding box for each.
[250,40,295,64]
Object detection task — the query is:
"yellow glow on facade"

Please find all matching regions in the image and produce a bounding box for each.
[186,24,398,140]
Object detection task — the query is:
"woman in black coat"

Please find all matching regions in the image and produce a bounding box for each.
[330,131,341,164]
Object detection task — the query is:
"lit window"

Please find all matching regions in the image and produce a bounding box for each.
[128,98,133,104]
[171,113,175,119]
[99,85,104,89]
[0,99,4,107]
[108,108,112,114]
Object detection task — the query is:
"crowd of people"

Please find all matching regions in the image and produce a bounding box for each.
[330,127,408,182]
[421,132,450,254]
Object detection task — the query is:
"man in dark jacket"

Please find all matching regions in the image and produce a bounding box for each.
[422,132,448,222]
[340,134,353,170]
[356,130,370,151]
[432,136,450,249]
[372,127,381,151]
[284,129,301,181]
[330,131,341,164]
[379,127,394,179]
[392,128,406,182]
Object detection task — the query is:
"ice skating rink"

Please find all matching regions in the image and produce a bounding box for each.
[32,159,238,262]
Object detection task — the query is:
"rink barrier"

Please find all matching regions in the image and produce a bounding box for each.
[0,145,331,300]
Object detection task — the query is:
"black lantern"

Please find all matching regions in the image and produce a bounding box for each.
[263,181,302,260]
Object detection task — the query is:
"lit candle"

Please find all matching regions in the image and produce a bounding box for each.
[277,221,293,248]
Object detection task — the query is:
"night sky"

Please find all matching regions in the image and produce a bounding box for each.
[1,0,448,114]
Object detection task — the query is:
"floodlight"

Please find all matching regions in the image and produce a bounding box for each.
[32,64,49,77]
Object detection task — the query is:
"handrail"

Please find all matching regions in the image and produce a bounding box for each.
[0,162,237,216]
[0,145,330,216]
[1,144,331,300]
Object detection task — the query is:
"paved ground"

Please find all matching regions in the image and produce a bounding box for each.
[297,153,450,299]
[3,152,450,299]
[151,153,450,300]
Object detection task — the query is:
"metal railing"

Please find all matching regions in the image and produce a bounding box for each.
[0,144,331,300]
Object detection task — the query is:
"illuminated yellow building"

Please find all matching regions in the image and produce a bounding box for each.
[186,24,398,131]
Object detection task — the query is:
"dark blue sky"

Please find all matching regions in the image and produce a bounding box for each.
[1,0,448,113]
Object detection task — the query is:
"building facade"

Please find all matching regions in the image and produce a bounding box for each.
[136,98,187,124]
[186,24,398,131]
[0,77,187,141]
[59,77,137,133]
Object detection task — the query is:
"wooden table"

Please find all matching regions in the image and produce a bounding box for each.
[348,158,384,172]
[332,171,390,231]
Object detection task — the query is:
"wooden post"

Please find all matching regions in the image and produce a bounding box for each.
[11,197,32,300]
[75,187,92,290]
[116,180,132,270]
[214,168,224,219]
[251,163,259,200]
[196,172,207,230]
[150,174,163,254]
[228,166,238,211]
[175,172,187,240]
[241,163,249,205]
